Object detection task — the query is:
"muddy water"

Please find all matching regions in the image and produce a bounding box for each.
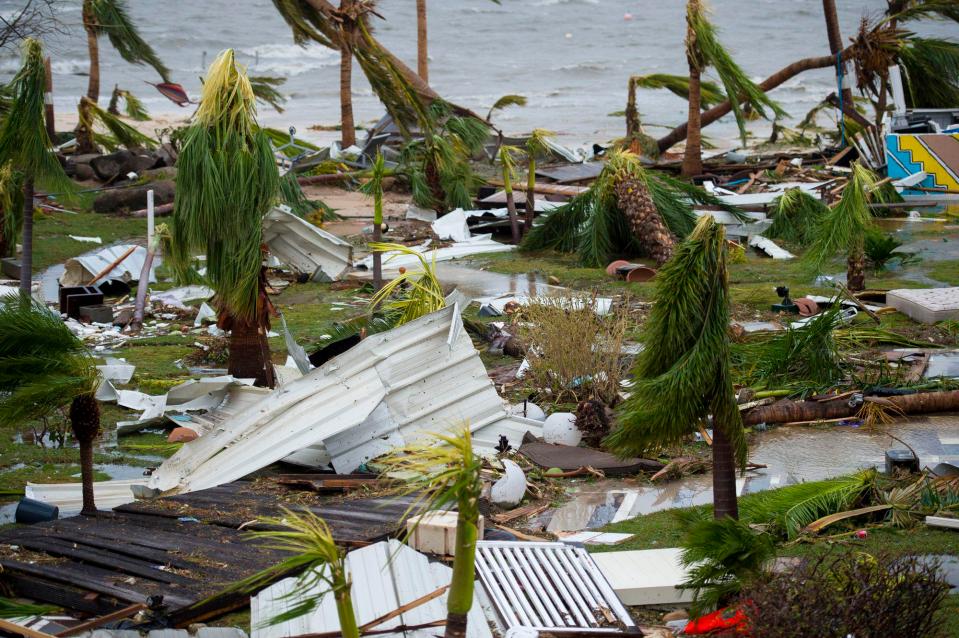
[543,415,959,533]
[434,263,564,300]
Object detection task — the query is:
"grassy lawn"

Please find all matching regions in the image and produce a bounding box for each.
[31,208,149,271]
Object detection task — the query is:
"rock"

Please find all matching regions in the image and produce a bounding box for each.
[168,427,198,443]
[490,459,527,508]
[662,610,688,623]
[156,142,178,167]
[64,153,101,177]
[74,163,96,181]
[141,166,177,181]
[542,412,581,446]
[114,308,134,327]
[90,150,157,182]
[93,180,175,213]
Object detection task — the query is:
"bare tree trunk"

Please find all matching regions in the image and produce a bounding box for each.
[682,65,704,177]
[658,47,855,153]
[78,439,96,516]
[444,612,467,638]
[372,216,382,291]
[339,41,356,148]
[743,390,959,426]
[44,56,56,142]
[69,393,101,517]
[416,0,428,83]
[847,250,866,292]
[227,279,277,388]
[505,187,520,244]
[83,1,99,103]
[524,157,535,236]
[822,0,854,106]
[711,423,739,520]
[625,78,641,140]
[129,246,157,334]
[19,177,34,297]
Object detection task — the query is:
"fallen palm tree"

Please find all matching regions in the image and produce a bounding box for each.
[742,389,959,426]
[522,150,743,266]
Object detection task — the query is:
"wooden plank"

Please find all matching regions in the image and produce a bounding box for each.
[55,604,145,637]
[926,516,959,530]
[0,618,54,638]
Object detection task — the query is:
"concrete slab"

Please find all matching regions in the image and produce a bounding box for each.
[590,547,695,606]
[888,287,959,324]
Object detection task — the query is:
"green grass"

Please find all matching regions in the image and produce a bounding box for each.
[32,209,149,271]
[928,259,959,286]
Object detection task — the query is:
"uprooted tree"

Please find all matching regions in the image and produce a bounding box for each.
[606,216,746,520]
[170,50,280,387]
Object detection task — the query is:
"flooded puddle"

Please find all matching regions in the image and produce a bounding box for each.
[541,415,959,533]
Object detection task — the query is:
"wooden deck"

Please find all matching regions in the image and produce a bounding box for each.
[0,480,417,626]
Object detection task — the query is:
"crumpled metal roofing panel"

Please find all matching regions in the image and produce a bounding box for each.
[263,205,353,280]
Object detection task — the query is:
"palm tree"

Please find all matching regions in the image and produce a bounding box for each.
[682,0,785,176]
[804,163,885,292]
[0,164,24,259]
[170,50,280,387]
[822,0,855,107]
[0,296,101,516]
[78,0,169,152]
[497,144,521,243]
[242,509,359,638]
[0,38,75,296]
[524,129,553,236]
[380,427,482,638]
[360,153,387,289]
[417,0,428,82]
[606,216,745,520]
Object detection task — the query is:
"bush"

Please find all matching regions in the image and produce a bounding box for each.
[741,552,949,638]
[518,294,629,405]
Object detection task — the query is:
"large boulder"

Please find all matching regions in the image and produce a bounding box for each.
[64,153,101,179]
[93,180,175,214]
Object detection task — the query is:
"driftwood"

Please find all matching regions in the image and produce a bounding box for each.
[742,390,959,426]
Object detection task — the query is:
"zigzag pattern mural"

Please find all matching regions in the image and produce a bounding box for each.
[886,133,959,191]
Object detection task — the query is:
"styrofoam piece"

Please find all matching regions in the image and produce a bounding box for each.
[888,287,959,324]
[406,510,486,556]
[432,209,473,243]
[542,412,581,446]
[749,236,795,260]
[148,306,543,496]
[590,547,695,605]
[491,460,527,508]
[251,539,491,638]
[263,206,353,281]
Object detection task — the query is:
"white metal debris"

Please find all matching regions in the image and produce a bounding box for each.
[557,532,635,546]
[475,294,613,316]
[474,541,637,635]
[115,376,256,434]
[359,236,514,271]
[148,305,542,495]
[151,285,214,309]
[263,206,353,281]
[25,478,148,515]
[749,236,795,260]
[60,244,157,286]
[589,548,695,606]
[251,539,492,638]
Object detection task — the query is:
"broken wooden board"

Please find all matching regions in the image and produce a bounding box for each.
[518,438,663,477]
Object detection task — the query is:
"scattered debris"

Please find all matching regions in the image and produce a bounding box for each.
[590,548,695,606]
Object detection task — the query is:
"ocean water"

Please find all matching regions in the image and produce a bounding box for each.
[0,0,955,148]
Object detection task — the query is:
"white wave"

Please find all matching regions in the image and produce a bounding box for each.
[238,42,337,76]
[533,0,599,6]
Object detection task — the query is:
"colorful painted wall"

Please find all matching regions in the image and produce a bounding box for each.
[886,133,959,192]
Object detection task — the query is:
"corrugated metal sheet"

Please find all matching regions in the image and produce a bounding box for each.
[60,244,158,286]
[263,206,353,281]
[474,541,638,635]
[150,305,542,494]
[250,539,492,638]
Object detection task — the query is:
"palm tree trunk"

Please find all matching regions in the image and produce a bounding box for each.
[83,1,99,103]
[503,167,520,244]
[657,46,856,153]
[682,64,704,177]
[445,508,478,638]
[625,77,641,139]
[69,393,101,517]
[44,57,56,142]
[339,42,356,148]
[78,438,97,516]
[822,0,854,107]
[228,307,276,388]
[711,423,739,520]
[333,571,360,638]
[524,157,535,236]
[372,212,383,291]
[18,176,34,297]
[417,0,429,83]
[847,249,866,292]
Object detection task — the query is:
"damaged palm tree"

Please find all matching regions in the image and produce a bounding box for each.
[523,129,553,235]
[107,85,150,120]
[682,0,786,176]
[763,188,829,247]
[171,50,280,387]
[368,242,444,327]
[804,163,886,292]
[497,144,522,243]
[76,96,158,152]
[360,152,387,289]
[0,164,24,259]
[523,150,740,267]
[0,296,101,516]
[0,39,75,296]
[606,216,745,520]
[379,426,482,638]
[77,0,169,152]
[239,510,359,638]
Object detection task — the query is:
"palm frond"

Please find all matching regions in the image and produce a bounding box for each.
[172,50,280,322]
[606,215,747,468]
[270,0,336,48]
[763,188,829,247]
[88,0,170,82]
[632,73,727,108]
[250,75,288,113]
[278,171,339,219]
[0,597,59,619]
[739,470,876,539]
[688,1,787,143]
[0,39,75,197]
[109,86,150,121]
[368,243,445,326]
[486,94,527,121]
[898,37,959,108]
[891,0,959,23]
[82,97,157,149]
[0,163,24,257]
